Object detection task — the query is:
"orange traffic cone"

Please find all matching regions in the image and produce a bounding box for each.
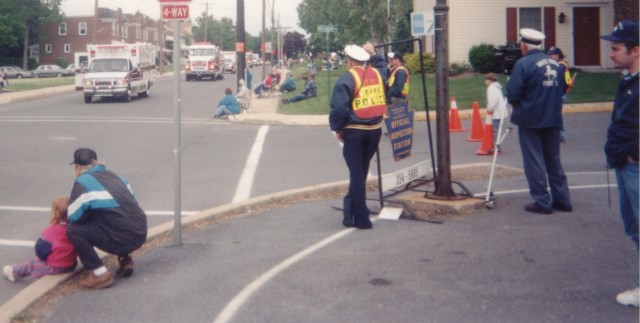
[476,112,494,155]
[449,97,465,132]
[466,101,483,142]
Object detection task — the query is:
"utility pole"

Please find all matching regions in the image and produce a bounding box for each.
[204,3,209,42]
[431,0,455,198]
[93,0,98,44]
[261,0,266,81]
[158,19,164,73]
[236,0,246,89]
[270,0,275,65]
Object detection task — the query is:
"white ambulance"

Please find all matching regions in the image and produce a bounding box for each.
[82,43,156,103]
[185,42,224,81]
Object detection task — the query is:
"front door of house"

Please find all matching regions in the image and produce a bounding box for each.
[573,7,600,66]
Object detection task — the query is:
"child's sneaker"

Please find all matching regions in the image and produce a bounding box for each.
[3,265,15,282]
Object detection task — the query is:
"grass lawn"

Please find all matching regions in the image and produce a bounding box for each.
[278,68,620,115]
[2,77,74,92]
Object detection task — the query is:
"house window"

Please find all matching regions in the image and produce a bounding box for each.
[519,8,542,31]
[124,26,128,38]
[64,44,71,53]
[136,26,141,39]
[45,44,52,53]
[79,22,87,35]
[59,22,67,35]
[112,22,117,36]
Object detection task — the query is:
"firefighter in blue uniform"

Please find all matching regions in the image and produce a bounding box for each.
[330,45,387,229]
[507,28,572,214]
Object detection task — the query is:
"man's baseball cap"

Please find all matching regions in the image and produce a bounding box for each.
[391,52,404,63]
[70,148,97,165]
[520,28,545,45]
[600,20,639,45]
[548,46,564,58]
[344,45,370,62]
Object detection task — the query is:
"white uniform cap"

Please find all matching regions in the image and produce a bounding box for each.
[344,45,370,62]
[387,52,395,59]
[520,28,545,45]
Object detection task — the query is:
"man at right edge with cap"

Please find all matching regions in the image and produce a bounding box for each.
[601,19,639,308]
[67,148,148,289]
[330,45,387,229]
[506,28,572,215]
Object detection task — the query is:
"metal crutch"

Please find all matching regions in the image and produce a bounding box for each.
[485,100,513,209]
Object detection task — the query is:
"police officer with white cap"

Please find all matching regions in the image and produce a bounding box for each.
[330,44,387,229]
[506,28,572,215]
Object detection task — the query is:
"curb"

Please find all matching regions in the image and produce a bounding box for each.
[0,179,350,323]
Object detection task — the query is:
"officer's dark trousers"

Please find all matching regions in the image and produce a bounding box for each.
[342,127,382,227]
[518,126,571,209]
[67,221,144,270]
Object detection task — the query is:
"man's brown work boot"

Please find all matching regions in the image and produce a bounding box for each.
[80,271,114,289]
[116,255,134,278]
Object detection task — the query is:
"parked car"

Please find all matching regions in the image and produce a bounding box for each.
[0,66,34,79]
[31,65,74,78]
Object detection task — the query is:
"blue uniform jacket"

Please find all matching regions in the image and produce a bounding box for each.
[329,69,384,131]
[605,72,639,168]
[369,54,389,82]
[507,49,566,128]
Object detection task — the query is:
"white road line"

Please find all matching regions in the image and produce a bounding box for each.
[213,225,364,323]
[0,206,195,217]
[232,125,269,203]
[0,239,34,247]
[215,182,614,322]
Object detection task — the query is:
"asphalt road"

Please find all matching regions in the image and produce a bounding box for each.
[1,74,637,322]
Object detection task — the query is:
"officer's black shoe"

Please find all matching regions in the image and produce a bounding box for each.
[355,222,373,230]
[552,203,573,212]
[342,215,355,228]
[524,203,553,214]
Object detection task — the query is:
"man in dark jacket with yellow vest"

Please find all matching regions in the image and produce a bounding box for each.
[507,28,572,215]
[330,45,387,229]
[387,52,409,103]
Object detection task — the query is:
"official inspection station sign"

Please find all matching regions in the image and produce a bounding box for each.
[384,101,414,161]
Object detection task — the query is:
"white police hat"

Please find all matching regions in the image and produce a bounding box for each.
[520,28,545,45]
[344,45,370,62]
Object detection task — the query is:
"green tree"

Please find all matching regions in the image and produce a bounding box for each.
[297,0,411,51]
[192,14,236,51]
[0,0,63,69]
[282,31,306,58]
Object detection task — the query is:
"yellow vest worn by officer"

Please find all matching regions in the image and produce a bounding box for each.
[387,65,409,98]
[348,65,387,122]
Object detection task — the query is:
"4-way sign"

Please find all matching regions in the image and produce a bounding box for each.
[162,4,189,20]
[159,0,191,20]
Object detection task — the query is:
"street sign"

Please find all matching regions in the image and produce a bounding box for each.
[162,4,189,20]
[411,11,434,36]
[317,25,338,33]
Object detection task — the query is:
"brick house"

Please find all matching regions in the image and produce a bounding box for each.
[413,0,638,69]
[34,7,191,67]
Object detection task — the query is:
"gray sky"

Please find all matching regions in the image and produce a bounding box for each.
[60,0,304,36]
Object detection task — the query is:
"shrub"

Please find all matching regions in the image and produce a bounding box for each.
[449,62,472,76]
[468,43,501,73]
[404,52,435,74]
[55,57,69,68]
